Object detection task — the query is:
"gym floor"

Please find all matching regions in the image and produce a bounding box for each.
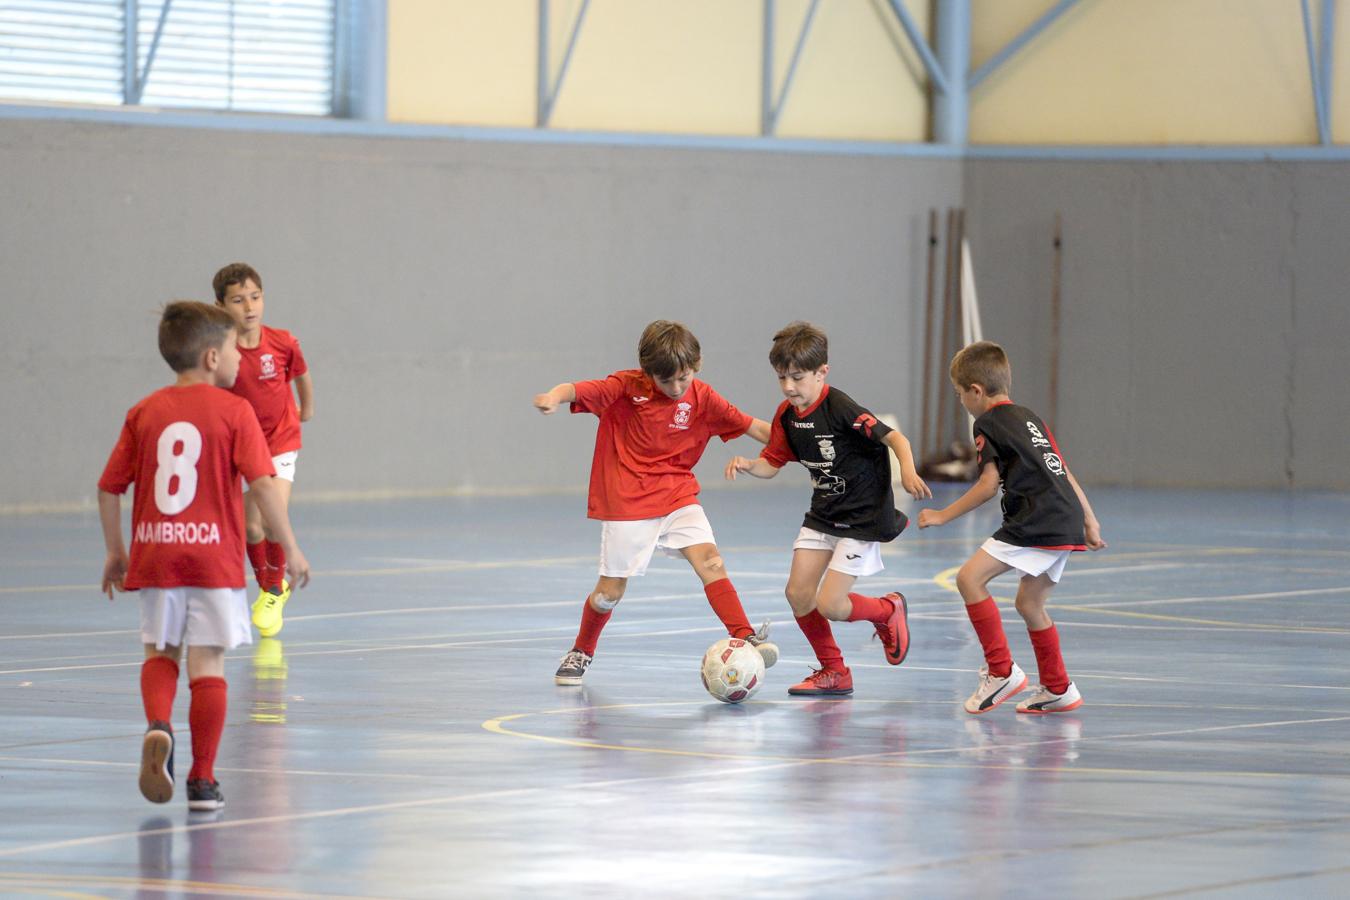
[2,484,1348,898]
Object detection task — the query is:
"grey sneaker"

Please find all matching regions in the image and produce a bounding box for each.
[187,778,224,812]
[554,649,593,685]
[746,621,779,669]
[964,662,1028,714]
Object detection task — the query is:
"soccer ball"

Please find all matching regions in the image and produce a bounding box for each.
[700,638,765,704]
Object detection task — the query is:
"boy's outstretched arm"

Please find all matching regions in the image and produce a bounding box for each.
[248,476,311,588]
[98,490,128,600]
[745,418,771,444]
[725,455,779,481]
[533,383,576,415]
[883,430,931,499]
[296,371,315,422]
[918,463,1000,528]
[1066,467,1107,550]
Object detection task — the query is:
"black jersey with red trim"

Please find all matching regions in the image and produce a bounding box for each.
[761,386,908,542]
[973,401,1086,549]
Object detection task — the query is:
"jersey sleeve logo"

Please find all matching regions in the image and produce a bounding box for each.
[1043,452,1066,476]
[852,413,877,438]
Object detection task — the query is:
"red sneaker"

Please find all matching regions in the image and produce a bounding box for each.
[875,592,910,665]
[787,666,854,696]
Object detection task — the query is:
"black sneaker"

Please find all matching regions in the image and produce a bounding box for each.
[554,648,593,685]
[139,721,175,804]
[187,779,225,812]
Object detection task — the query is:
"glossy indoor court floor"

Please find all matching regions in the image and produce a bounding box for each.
[2,485,1349,898]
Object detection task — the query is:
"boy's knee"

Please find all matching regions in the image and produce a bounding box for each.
[589,590,622,612]
[784,585,814,616]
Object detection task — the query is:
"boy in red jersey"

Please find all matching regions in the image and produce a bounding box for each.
[99,301,310,811]
[726,322,931,696]
[213,263,313,637]
[534,320,779,685]
[919,341,1105,714]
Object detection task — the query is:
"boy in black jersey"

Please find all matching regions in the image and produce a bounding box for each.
[727,322,931,696]
[918,341,1105,714]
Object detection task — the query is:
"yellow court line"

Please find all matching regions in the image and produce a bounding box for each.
[482,701,1350,781]
[0,872,370,899]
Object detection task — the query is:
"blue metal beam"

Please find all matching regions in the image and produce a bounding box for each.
[1319,0,1336,144]
[537,0,591,127]
[932,0,969,144]
[764,0,820,135]
[136,0,176,105]
[123,0,139,104]
[761,0,774,135]
[883,0,950,96]
[968,0,1081,90]
[1301,0,1330,145]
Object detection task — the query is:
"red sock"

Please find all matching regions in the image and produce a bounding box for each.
[1028,624,1071,694]
[573,597,613,656]
[247,541,269,588]
[140,656,179,725]
[795,610,846,671]
[187,677,227,783]
[845,592,896,625]
[965,597,1013,678]
[704,578,753,639]
[264,541,286,592]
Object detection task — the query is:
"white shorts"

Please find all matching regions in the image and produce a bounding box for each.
[982,538,1071,583]
[599,504,716,578]
[139,587,253,650]
[792,527,885,577]
[245,451,298,488]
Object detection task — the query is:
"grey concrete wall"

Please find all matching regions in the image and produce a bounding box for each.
[963,159,1350,491]
[0,119,959,509]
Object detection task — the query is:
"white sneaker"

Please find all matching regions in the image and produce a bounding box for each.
[746,620,779,669]
[964,661,1028,714]
[1016,681,1083,714]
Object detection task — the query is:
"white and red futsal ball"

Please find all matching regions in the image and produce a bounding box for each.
[700,638,764,704]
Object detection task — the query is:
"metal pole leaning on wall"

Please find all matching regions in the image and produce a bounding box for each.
[935,208,957,456]
[921,209,938,460]
[1049,212,1063,429]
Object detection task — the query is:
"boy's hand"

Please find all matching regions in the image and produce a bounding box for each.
[1084,520,1107,551]
[917,508,946,529]
[101,551,128,600]
[725,456,754,480]
[901,471,932,500]
[287,550,312,590]
[533,392,560,415]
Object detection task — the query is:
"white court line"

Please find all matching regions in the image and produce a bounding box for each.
[5,710,1350,861]
[1064,585,1350,609]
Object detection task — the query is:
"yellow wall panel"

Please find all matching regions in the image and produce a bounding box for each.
[388,0,536,126]
[772,0,930,142]
[546,0,761,135]
[970,0,1322,144]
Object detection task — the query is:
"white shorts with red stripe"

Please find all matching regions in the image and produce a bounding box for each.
[981,538,1071,583]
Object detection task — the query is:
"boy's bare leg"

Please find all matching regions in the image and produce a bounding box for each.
[184,645,228,795]
[261,479,293,593]
[556,576,626,684]
[680,543,753,639]
[140,644,181,803]
[785,550,848,684]
[812,568,858,621]
[956,547,1017,675]
[1014,573,1076,703]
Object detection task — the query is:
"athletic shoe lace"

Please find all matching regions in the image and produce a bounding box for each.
[561,650,587,670]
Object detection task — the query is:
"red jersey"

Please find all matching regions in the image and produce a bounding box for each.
[571,370,752,520]
[98,384,276,589]
[229,325,308,455]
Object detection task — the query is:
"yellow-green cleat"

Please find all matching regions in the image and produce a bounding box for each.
[251,581,290,637]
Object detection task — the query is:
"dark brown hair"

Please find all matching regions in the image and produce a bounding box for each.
[769,321,828,372]
[638,320,701,379]
[159,301,237,373]
[212,262,262,303]
[950,340,1011,395]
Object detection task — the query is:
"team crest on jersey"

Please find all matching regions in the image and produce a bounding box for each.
[817,439,835,461]
[259,353,277,379]
[671,402,691,429]
[1043,452,1065,476]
